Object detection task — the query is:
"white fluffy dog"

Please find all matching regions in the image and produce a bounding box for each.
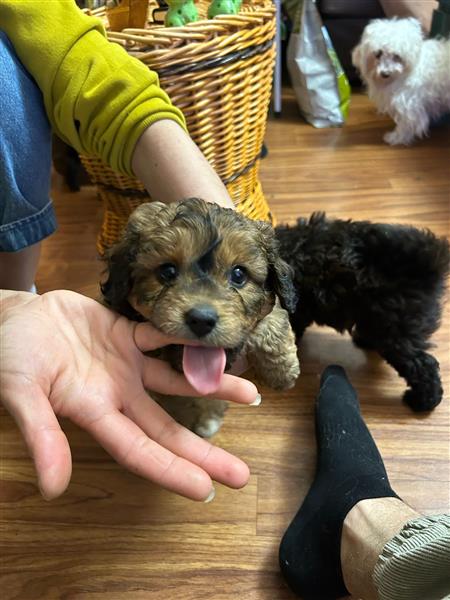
[352,18,450,145]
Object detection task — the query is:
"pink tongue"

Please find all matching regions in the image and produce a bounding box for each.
[182,346,227,395]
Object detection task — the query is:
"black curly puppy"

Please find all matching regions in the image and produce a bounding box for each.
[276,213,450,412]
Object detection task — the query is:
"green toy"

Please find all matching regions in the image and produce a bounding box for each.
[207,0,242,19]
[165,0,199,27]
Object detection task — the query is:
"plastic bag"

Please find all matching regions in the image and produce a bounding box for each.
[287,0,350,128]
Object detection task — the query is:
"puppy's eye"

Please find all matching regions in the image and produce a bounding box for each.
[374,50,383,59]
[157,262,178,284]
[229,265,248,287]
[392,54,402,63]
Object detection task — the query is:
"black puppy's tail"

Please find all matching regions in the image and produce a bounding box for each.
[361,224,450,285]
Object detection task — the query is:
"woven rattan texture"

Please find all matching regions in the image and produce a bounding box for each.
[80,0,276,253]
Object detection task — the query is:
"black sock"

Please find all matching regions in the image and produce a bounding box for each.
[279,365,399,600]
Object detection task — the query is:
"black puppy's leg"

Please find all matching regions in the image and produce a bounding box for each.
[351,325,377,351]
[381,346,442,412]
[290,308,313,341]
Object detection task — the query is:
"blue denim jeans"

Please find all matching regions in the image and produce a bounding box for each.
[0,31,56,251]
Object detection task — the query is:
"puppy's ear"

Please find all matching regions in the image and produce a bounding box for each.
[101,201,171,319]
[351,44,362,70]
[101,232,141,320]
[257,222,298,313]
[267,252,298,314]
[101,202,167,319]
[407,16,424,38]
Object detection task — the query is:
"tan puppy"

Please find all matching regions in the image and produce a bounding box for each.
[101,198,300,436]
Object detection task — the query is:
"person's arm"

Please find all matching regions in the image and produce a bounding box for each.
[379,0,437,32]
[131,120,236,208]
[0,0,235,208]
[0,0,185,176]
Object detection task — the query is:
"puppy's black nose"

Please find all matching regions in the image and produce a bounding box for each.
[185,306,218,337]
[380,71,390,78]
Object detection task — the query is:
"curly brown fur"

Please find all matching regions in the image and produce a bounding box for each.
[276,213,450,412]
[102,198,299,436]
[245,300,300,391]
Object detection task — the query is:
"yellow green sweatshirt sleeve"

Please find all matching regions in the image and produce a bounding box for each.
[0,0,187,175]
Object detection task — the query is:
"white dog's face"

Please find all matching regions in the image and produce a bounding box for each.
[363,48,407,84]
[352,17,423,86]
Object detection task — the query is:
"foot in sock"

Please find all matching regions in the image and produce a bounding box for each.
[279,365,399,599]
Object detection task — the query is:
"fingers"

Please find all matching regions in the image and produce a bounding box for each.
[81,404,215,501]
[133,321,197,352]
[124,392,250,489]
[1,383,72,500]
[141,356,259,404]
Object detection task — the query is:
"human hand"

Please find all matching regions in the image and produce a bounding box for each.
[0,290,259,502]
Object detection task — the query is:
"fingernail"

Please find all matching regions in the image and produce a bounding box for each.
[38,481,52,502]
[249,393,262,406]
[204,487,215,503]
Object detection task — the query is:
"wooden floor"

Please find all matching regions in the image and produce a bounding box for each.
[1,91,449,599]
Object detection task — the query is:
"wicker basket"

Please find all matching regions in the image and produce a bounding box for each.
[80,0,276,253]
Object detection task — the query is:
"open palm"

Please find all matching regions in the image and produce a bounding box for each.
[1,290,258,501]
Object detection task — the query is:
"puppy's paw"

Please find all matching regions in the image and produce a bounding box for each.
[194,416,223,438]
[265,356,301,390]
[283,358,301,390]
[403,387,442,412]
[383,129,414,146]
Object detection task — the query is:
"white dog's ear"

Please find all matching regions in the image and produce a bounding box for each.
[407,16,425,39]
[351,44,362,69]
